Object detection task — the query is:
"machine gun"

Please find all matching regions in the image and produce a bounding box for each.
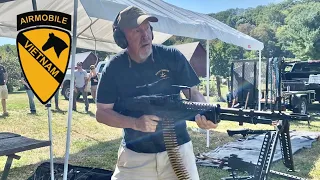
[116,94,309,124]
[227,129,274,138]
[116,93,310,180]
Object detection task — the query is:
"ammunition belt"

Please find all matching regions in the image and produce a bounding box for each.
[163,116,191,180]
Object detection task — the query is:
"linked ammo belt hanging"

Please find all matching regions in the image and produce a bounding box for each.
[162,115,191,180]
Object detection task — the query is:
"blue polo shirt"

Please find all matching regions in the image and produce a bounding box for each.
[97,44,200,153]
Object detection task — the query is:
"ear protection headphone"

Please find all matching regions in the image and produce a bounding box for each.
[113,12,154,49]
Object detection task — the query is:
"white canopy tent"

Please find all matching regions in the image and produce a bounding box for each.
[80,0,264,50]
[0,0,173,53]
[0,0,264,179]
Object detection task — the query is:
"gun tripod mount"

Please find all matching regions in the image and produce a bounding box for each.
[222,119,307,180]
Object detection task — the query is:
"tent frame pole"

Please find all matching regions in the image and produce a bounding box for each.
[31,0,55,180]
[258,50,262,111]
[46,101,54,180]
[77,18,99,37]
[206,40,210,148]
[63,0,78,179]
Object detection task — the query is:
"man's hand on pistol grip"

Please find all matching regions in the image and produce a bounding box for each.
[133,115,161,132]
[195,114,219,130]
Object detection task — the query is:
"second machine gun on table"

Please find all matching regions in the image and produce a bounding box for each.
[116,93,310,180]
[227,129,274,138]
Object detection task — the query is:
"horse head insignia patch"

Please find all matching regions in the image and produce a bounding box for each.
[42,32,69,58]
[16,10,72,104]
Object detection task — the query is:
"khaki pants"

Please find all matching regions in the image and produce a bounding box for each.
[0,85,8,99]
[111,141,199,180]
[91,85,97,102]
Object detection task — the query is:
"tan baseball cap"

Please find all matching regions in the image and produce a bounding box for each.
[115,6,158,29]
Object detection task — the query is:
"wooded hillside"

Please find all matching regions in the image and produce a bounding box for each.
[164,0,320,77]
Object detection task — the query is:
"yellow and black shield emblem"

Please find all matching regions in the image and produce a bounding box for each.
[16,11,71,104]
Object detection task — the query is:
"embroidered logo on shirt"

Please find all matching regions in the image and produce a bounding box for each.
[155,69,169,79]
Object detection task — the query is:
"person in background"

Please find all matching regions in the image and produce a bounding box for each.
[89,64,99,103]
[73,62,89,112]
[0,56,9,116]
[20,72,36,114]
[53,88,61,111]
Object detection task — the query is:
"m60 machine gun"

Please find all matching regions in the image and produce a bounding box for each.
[116,92,310,180]
[227,129,274,138]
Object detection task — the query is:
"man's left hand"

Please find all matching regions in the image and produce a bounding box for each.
[195,114,218,130]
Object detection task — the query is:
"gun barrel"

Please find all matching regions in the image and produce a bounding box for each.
[180,101,310,122]
[219,107,310,121]
[219,114,273,125]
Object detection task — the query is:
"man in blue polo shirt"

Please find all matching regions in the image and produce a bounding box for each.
[96,6,218,180]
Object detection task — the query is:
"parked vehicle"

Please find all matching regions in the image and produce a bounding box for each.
[227,58,320,115]
[281,60,320,114]
[61,56,112,100]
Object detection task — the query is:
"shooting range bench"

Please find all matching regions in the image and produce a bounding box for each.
[0,132,50,180]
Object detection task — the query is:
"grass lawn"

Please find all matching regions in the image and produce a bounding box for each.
[0,91,319,180]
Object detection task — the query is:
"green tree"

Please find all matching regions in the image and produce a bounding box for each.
[0,45,21,92]
[163,36,199,46]
[209,8,245,27]
[161,0,319,62]
[210,41,230,78]
[237,23,256,35]
[276,2,320,60]
[250,24,282,58]
[209,40,244,100]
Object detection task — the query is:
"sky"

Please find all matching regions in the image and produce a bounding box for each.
[162,0,283,14]
[0,0,283,46]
